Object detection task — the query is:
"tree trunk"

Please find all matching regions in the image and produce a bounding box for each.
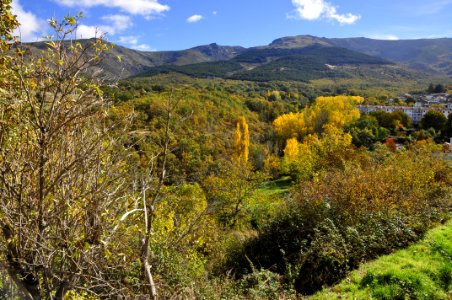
[54,282,69,300]
[2,224,41,299]
[141,236,157,300]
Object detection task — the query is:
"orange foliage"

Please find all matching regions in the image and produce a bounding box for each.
[384,137,397,152]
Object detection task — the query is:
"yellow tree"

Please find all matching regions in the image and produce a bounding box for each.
[281,136,316,180]
[273,112,305,141]
[0,0,19,90]
[304,96,363,134]
[311,125,354,169]
[273,96,363,141]
[0,0,18,51]
[284,137,300,161]
[233,116,249,165]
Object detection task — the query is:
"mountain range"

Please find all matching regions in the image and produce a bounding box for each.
[24,35,452,82]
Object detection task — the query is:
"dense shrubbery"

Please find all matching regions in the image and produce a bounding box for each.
[312,219,452,299]
[224,145,451,295]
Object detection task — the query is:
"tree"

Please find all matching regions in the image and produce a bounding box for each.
[281,137,315,181]
[434,84,445,93]
[0,15,133,299]
[202,161,264,228]
[427,83,445,94]
[390,111,411,128]
[273,96,362,142]
[369,110,411,132]
[420,110,447,133]
[304,96,363,135]
[0,0,19,88]
[0,0,19,50]
[405,96,416,106]
[283,137,300,161]
[445,113,452,138]
[346,114,389,149]
[233,116,249,165]
[273,111,305,141]
[384,137,397,151]
[138,94,174,300]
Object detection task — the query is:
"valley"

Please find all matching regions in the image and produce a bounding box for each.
[1,4,451,299]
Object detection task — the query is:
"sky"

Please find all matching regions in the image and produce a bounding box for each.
[11,0,452,51]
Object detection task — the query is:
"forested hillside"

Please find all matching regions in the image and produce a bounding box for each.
[139,44,411,83]
[270,35,452,77]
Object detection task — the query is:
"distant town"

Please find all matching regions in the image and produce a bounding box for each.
[359,93,452,124]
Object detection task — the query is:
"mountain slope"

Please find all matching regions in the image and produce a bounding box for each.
[22,35,452,80]
[21,40,246,79]
[137,44,421,83]
[269,35,452,76]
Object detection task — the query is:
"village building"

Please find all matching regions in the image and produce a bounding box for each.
[358,93,452,124]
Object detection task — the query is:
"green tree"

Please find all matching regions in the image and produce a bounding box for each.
[202,161,264,228]
[445,113,452,138]
[405,96,416,106]
[369,110,411,132]
[420,110,447,133]
[434,84,445,93]
[390,111,411,128]
[346,114,389,149]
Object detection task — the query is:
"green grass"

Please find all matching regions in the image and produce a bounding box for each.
[257,176,294,196]
[445,154,452,167]
[310,219,452,299]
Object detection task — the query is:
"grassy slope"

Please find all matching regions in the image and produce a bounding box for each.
[257,176,293,196]
[311,218,452,299]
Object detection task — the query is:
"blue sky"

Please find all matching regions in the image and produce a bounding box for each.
[12,0,452,51]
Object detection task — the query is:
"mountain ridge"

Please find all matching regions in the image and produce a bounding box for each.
[267,35,452,76]
[22,35,452,80]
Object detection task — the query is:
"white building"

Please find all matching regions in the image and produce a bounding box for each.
[358,105,451,124]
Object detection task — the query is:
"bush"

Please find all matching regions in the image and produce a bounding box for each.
[224,147,451,295]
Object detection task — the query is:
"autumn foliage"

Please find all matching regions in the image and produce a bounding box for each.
[226,145,451,295]
[233,116,250,165]
[273,95,363,141]
[0,5,450,298]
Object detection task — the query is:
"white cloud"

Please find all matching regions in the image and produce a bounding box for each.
[212,11,218,15]
[76,15,133,39]
[117,35,154,51]
[101,15,133,31]
[11,0,46,42]
[76,25,100,39]
[133,44,153,51]
[187,14,203,23]
[369,34,399,41]
[57,0,170,17]
[290,0,360,25]
[118,35,139,45]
